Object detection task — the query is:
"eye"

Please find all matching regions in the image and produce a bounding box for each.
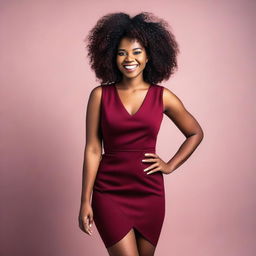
[117,51,142,56]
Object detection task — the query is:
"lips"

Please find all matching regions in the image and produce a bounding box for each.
[123,64,139,71]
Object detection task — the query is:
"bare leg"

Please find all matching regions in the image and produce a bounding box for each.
[134,229,156,256]
[107,228,140,256]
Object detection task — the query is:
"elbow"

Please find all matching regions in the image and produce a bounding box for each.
[197,128,204,142]
[84,145,102,156]
[188,128,204,142]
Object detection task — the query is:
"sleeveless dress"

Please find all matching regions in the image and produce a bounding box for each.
[91,83,165,248]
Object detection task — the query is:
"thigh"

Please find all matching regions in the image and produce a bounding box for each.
[107,228,139,256]
[134,229,156,256]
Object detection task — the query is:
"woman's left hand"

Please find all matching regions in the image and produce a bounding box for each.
[142,153,173,175]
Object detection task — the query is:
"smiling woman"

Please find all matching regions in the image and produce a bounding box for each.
[79,11,204,256]
[84,11,179,85]
[116,38,149,80]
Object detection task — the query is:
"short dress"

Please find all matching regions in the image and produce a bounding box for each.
[91,83,165,248]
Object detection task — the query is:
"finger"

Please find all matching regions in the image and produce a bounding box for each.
[84,222,92,235]
[143,163,158,172]
[89,215,93,227]
[144,153,158,158]
[85,227,92,235]
[82,218,90,231]
[147,168,160,175]
[86,226,92,235]
[79,216,92,234]
[86,217,93,234]
[146,166,161,174]
[142,158,157,163]
[79,220,86,232]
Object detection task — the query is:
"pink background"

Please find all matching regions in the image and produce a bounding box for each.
[1,0,255,255]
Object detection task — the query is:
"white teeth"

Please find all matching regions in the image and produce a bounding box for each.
[123,65,138,69]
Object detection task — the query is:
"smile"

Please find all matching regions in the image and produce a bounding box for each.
[123,64,139,72]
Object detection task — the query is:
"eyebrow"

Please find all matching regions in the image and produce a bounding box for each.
[118,47,142,51]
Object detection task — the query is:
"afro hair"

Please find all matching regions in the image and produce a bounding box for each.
[84,12,180,85]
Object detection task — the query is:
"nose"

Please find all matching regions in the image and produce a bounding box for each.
[124,53,134,62]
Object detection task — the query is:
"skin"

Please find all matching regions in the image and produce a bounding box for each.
[79,37,204,256]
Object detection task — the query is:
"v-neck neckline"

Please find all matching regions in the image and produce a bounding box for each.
[113,84,153,118]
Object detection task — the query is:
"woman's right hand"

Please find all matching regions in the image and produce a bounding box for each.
[78,202,94,236]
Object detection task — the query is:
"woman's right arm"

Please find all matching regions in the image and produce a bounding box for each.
[79,85,102,235]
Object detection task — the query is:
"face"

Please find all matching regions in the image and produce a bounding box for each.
[116,37,149,79]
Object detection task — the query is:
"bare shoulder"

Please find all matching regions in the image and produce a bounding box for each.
[86,85,103,114]
[162,86,204,138]
[89,85,102,102]
[162,86,186,115]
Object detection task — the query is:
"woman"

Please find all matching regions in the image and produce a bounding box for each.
[79,12,204,256]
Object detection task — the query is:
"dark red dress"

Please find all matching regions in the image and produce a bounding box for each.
[91,83,165,248]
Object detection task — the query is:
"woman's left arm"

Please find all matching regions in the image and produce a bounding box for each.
[163,87,204,174]
[143,87,204,175]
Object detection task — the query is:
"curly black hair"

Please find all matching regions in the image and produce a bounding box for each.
[84,12,180,85]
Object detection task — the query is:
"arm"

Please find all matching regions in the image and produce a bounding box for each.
[80,85,102,204]
[163,87,204,174]
[78,85,102,235]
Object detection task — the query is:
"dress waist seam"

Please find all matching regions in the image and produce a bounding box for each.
[104,147,155,153]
